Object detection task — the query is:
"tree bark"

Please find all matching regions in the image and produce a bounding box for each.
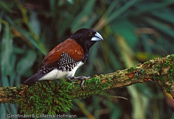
[1,54,174,104]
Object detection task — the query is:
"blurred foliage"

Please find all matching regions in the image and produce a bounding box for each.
[0,0,174,118]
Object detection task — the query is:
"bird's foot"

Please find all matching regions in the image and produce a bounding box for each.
[69,76,91,89]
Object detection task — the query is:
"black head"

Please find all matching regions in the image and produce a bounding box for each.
[70,28,103,53]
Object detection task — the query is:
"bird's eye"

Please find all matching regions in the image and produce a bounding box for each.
[87,31,92,36]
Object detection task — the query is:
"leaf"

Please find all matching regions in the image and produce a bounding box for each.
[111,20,138,48]
[107,0,139,23]
[71,0,96,31]
[144,17,174,38]
[151,10,174,24]
[16,50,37,75]
[5,16,47,55]
[0,21,13,75]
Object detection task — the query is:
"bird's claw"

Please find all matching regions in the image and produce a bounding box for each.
[69,76,91,89]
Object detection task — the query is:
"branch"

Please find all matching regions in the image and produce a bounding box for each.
[1,54,174,114]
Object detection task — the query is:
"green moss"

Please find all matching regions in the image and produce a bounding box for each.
[83,75,114,95]
[152,55,174,94]
[166,86,172,92]
[134,72,139,77]
[15,81,73,115]
[140,68,145,74]
[163,55,174,83]
[134,68,145,77]
[128,67,135,72]
[84,76,103,92]
[154,64,161,71]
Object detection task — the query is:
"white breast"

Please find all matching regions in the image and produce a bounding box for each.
[39,61,84,81]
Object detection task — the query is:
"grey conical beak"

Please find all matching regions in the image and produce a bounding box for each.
[91,32,103,41]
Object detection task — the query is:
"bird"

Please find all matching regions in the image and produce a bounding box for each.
[23,28,103,88]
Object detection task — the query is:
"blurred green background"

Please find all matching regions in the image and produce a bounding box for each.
[0,0,174,119]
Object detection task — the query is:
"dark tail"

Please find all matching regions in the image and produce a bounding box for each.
[23,71,44,85]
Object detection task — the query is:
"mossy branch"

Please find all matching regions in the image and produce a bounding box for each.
[1,54,174,114]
